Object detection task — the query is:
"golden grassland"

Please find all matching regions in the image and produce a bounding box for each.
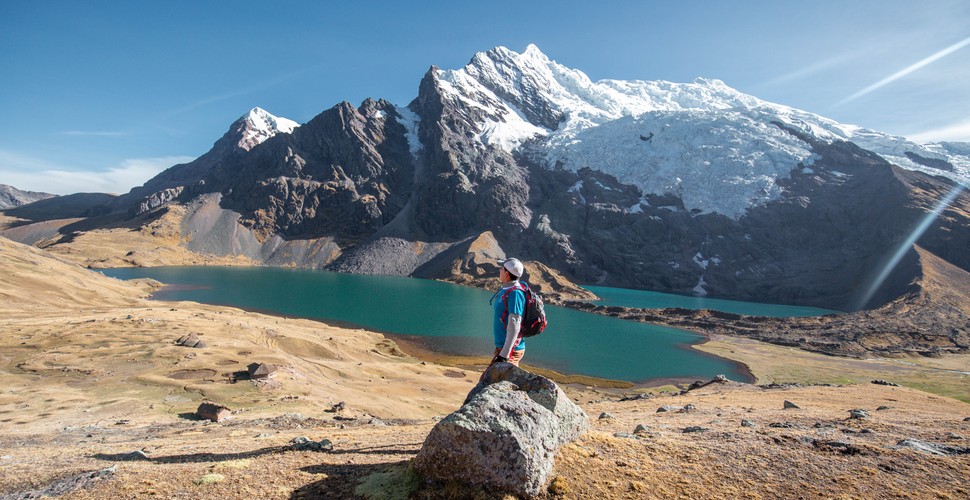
[1,234,968,498]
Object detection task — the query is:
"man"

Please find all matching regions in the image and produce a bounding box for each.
[490,258,527,366]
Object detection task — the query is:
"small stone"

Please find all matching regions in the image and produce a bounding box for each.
[896,438,970,455]
[613,432,638,439]
[657,405,682,413]
[290,436,333,452]
[871,380,900,387]
[619,393,652,402]
[860,429,875,435]
[114,420,130,425]
[783,400,800,410]
[683,426,709,433]
[255,433,272,439]
[679,403,696,413]
[964,417,970,422]
[876,406,892,411]
[633,424,650,434]
[327,401,346,413]
[713,374,728,383]
[849,409,869,419]
[741,419,757,428]
[598,412,615,420]
[769,422,796,429]
[177,333,201,347]
[117,450,150,461]
[946,433,964,440]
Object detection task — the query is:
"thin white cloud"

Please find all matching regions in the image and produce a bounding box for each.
[60,130,129,137]
[764,52,859,87]
[157,67,313,121]
[0,150,193,195]
[908,119,970,143]
[836,36,970,106]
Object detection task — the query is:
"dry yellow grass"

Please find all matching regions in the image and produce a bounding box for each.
[2,235,969,499]
[696,335,970,403]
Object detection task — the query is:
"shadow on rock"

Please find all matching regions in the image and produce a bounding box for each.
[413,362,589,498]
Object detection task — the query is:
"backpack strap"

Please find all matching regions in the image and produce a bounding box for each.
[493,283,527,325]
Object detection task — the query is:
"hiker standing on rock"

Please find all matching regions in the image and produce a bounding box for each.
[489,258,527,366]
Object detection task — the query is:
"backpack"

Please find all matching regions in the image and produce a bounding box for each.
[497,283,548,338]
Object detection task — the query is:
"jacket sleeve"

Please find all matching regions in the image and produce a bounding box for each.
[499,313,522,359]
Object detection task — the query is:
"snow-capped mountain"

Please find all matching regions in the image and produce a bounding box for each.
[235,107,300,151]
[437,44,969,218]
[18,44,969,314]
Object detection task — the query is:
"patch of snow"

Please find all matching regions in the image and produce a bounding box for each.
[436,66,548,151]
[693,252,710,269]
[238,107,299,150]
[693,276,708,296]
[394,106,423,156]
[567,180,586,204]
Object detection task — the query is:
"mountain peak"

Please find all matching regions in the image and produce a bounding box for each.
[234,107,299,151]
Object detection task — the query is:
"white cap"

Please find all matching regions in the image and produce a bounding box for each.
[500,258,524,278]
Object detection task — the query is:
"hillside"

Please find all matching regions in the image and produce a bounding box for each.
[0,184,56,209]
[1,236,969,498]
[569,245,970,359]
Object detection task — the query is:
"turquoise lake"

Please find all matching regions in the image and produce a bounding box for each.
[98,266,781,384]
[584,286,838,317]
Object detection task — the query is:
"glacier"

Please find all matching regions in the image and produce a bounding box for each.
[434,44,970,219]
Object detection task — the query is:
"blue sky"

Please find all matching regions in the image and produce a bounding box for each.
[2,0,969,195]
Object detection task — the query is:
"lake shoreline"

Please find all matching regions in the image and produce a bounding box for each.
[142,277,759,389]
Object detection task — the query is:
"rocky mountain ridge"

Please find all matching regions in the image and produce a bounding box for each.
[4,45,969,317]
[0,183,56,209]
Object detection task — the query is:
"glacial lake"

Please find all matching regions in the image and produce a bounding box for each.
[99,266,779,384]
[584,286,838,317]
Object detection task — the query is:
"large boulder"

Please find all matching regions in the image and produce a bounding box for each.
[413,363,588,498]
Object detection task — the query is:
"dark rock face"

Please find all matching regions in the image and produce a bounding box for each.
[218,99,414,243]
[76,56,970,318]
[905,151,954,172]
[517,123,970,311]
[0,184,56,209]
[414,363,588,498]
[408,68,531,241]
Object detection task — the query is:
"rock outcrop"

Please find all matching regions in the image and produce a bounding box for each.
[413,363,588,498]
